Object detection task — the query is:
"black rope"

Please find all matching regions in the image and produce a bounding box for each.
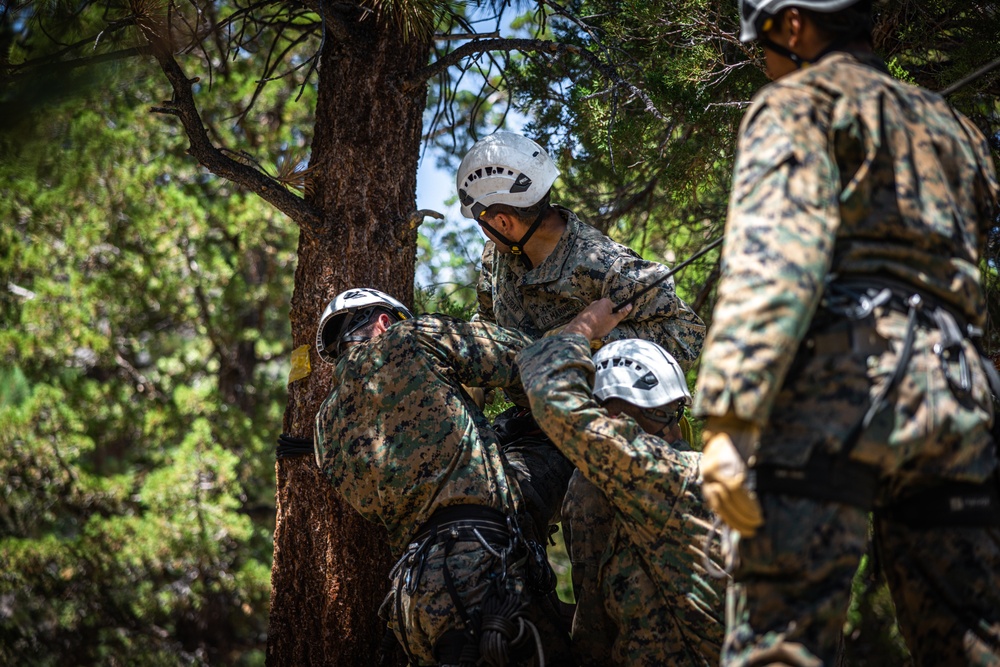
[479,591,543,667]
[612,237,723,313]
[276,433,313,459]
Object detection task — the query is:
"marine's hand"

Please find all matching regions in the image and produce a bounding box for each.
[561,299,632,342]
[701,415,764,537]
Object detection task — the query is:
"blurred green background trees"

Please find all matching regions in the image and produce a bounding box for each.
[0,46,309,662]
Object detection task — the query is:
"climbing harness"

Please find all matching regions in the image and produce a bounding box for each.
[389,505,546,667]
[751,275,1000,527]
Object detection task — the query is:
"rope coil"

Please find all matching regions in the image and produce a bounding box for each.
[478,593,545,667]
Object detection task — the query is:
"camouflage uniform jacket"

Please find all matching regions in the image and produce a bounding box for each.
[314,315,533,554]
[476,206,706,371]
[518,334,726,662]
[694,50,999,428]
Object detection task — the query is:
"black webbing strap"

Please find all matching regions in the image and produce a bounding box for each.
[878,478,1000,528]
[394,563,418,665]
[276,433,313,459]
[411,505,511,546]
[755,451,881,510]
[477,206,547,271]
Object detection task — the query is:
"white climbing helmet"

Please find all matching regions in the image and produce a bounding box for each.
[592,339,691,409]
[456,132,560,219]
[738,0,864,42]
[315,288,412,363]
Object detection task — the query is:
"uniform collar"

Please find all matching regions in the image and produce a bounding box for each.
[515,206,579,286]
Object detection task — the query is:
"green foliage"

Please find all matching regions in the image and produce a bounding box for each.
[414,216,484,316]
[841,553,913,665]
[548,523,575,604]
[0,28,307,659]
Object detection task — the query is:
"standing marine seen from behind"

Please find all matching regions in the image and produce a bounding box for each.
[518,298,726,667]
[458,130,708,661]
[313,288,571,667]
[694,1,1000,665]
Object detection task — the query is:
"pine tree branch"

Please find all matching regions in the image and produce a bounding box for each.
[406,37,665,122]
[148,41,325,238]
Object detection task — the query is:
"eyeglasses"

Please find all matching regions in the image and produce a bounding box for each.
[640,403,684,428]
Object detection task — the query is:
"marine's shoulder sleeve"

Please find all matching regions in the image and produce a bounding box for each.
[397,314,533,390]
[954,111,1000,239]
[518,335,698,527]
[693,79,840,424]
[599,252,706,370]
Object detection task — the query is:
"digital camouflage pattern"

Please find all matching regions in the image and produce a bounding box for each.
[315,314,533,553]
[692,50,1000,666]
[601,522,722,667]
[695,50,998,426]
[519,334,726,666]
[476,204,708,657]
[476,206,706,371]
[314,315,544,664]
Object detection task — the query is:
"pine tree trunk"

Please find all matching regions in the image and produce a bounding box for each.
[266,5,430,664]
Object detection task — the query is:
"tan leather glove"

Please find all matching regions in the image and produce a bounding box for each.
[701,415,764,537]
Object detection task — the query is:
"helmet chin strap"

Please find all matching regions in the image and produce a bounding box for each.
[760,36,845,68]
[478,207,547,270]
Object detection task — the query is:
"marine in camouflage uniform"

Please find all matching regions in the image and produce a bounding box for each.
[477,205,707,657]
[694,3,1000,665]
[518,332,726,666]
[476,206,705,363]
[315,314,571,666]
[458,132,707,659]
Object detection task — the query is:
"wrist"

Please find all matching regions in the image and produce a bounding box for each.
[560,321,595,340]
[702,414,761,461]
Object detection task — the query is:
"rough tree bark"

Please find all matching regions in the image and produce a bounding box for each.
[264,6,432,665]
[151,0,433,661]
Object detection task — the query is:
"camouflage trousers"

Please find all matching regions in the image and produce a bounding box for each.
[724,494,1000,667]
[723,311,1000,667]
[602,523,723,667]
[384,537,573,666]
[561,470,617,666]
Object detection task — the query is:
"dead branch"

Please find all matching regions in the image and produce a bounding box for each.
[148,42,325,238]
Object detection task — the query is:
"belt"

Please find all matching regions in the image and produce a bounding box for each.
[755,450,881,510]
